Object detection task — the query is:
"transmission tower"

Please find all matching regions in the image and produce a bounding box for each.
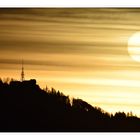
[21,60,25,82]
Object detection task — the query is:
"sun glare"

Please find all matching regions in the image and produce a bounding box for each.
[128,32,140,62]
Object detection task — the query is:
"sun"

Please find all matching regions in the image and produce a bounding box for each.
[128,32,140,62]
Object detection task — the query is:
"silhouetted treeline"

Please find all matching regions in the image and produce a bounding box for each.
[0,78,140,132]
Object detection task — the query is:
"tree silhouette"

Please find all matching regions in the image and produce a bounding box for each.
[0,78,140,132]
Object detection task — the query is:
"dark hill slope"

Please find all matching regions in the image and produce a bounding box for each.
[0,79,140,132]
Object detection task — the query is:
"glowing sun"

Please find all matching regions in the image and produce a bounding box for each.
[128,32,140,62]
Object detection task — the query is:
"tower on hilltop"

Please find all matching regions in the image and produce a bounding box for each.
[21,60,25,82]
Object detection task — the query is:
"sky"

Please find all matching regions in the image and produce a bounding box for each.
[1,8,140,115]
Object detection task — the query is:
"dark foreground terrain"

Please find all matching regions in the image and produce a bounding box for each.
[0,79,140,132]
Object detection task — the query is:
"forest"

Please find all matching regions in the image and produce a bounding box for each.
[0,78,140,132]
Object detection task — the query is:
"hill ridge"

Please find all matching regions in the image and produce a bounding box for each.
[0,78,140,132]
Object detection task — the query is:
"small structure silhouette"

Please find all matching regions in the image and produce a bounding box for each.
[21,60,25,82]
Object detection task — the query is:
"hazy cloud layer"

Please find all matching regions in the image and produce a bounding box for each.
[1,8,140,115]
[1,8,140,75]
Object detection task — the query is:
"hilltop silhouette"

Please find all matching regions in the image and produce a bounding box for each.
[0,78,140,132]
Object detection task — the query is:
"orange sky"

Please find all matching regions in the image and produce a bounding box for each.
[1,8,140,116]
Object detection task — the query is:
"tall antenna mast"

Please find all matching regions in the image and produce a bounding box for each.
[21,59,25,82]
